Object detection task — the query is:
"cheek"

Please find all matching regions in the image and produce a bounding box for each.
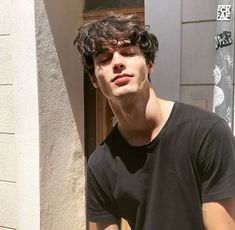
[138,61,150,77]
[94,65,101,78]
[132,57,149,73]
[94,69,110,92]
[94,65,109,79]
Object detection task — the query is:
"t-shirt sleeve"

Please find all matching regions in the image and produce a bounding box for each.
[199,120,235,203]
[86,165,120,224]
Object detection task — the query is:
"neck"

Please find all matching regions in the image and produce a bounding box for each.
[108,87,174,146]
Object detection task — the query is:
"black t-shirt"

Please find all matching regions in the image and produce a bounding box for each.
[87,102,235,230]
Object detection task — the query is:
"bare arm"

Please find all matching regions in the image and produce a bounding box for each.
[202,196,235,230]
[89,222,119,230]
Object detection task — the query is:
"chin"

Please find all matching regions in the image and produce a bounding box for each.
[113,88,139,98]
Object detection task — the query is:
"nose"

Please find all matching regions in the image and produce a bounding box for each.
[112,52,125,72]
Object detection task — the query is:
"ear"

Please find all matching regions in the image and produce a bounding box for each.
[89,75,99,88]
[147,62,153,74]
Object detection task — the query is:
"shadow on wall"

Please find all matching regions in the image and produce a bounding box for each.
[35,0,86,229]
[41,0,85,147]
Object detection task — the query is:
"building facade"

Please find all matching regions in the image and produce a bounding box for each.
[0,0,234,229]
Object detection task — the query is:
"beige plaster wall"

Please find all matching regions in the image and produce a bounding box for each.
[11,0,40,229]
[35,0,85,229]
[0,0,16,229]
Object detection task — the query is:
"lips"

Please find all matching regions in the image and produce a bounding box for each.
[111,74,133,83]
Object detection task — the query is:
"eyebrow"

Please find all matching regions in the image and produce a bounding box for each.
[116,42,132,49]
[94,42,133,57]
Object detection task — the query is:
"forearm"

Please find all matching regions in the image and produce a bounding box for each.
[202,197,235,230]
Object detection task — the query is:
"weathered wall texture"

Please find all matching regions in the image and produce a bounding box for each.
[35,0,85,229]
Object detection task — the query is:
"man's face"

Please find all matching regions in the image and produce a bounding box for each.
[91,41,153,101]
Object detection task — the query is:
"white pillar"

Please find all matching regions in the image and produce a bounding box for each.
[12,0,40,229]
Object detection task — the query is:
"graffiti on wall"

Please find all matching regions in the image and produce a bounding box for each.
[213,1,234,129]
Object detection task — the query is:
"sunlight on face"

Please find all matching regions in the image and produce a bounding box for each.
[93,41,142,68]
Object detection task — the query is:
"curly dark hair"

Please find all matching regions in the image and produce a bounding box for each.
[74,13,159,76]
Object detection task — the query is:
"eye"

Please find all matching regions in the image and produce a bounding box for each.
[123,51,135,56]
[96,53,112,65]
[99,57,110,64]
[121,47,136,56]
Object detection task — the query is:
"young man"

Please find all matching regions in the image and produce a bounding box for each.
[74,14,235,229]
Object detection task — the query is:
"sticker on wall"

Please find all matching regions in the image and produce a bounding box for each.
[226,106,232,127]
[213,65,222,84]
[217,5,232,21]
[224,53,233,67]
[214,85,225,107]
[215,31,233,49]
[225,75,233,88]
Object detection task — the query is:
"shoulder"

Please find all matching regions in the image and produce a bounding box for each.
[174,102,226,130]
[87,126,121,175]
[87,143,113,175]
[174,103,235,202]
[167,102,233,154]
[176,102,219,121]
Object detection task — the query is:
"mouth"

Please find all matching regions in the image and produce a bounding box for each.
[111,74,133,83]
